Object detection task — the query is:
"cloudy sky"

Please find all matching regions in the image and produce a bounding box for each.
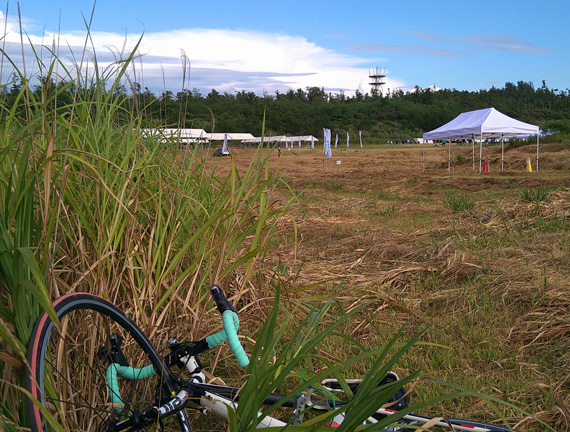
[1,0,567,96]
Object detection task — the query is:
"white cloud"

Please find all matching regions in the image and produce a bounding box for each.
[1,16,406,96]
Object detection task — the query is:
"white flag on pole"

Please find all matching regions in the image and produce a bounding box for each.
[298,137,301,149]
[311,136,314,149]
[359,130,362,148]
[222,133,228,154]
[334,133,338,148]
[347,131,350,148]
[324,128,332,158]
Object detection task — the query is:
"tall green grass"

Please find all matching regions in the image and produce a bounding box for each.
[0,36,293,428]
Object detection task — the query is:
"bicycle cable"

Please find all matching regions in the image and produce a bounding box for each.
[300,371,337,410]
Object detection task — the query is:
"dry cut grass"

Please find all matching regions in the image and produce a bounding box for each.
[214,142,570,431]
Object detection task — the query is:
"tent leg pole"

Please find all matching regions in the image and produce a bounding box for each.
[479,132,482,173]
[501,134,505,171]
[536,132,540,171]
[472,134,475,170]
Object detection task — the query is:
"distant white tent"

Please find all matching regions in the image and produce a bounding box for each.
[144,130,257,144]
[243,136,288,144]
[242,135,319,144]
[208,132,255,141]
[145,128,208,143]
[422,108,540,172]
[286,135,319,143]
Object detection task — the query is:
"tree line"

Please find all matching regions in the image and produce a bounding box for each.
[3,74,570,143]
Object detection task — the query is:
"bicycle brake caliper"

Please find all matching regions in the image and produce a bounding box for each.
[97,334,129,367]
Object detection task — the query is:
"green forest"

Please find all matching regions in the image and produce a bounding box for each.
[5,75,570,143]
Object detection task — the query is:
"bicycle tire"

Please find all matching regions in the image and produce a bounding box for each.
[374,410,521,432]
[26,292,177,431]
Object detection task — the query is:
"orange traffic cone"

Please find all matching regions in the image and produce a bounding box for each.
[525,157,533,172]
[482,159,489,173]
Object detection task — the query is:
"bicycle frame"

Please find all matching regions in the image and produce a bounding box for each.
[110,357,512,432]
[27,287,521,432]
[197,388,288,428]
[188,380,516,432]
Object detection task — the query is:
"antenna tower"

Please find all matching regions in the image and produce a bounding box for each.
[369,67,386,96]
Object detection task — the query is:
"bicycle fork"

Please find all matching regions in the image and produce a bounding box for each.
[101,335,195,431]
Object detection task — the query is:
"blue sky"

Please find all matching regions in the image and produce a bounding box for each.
[1,0,567,96]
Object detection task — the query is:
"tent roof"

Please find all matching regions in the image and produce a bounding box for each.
[143,128,208,142]
[242,135,319,143]
[423,108,539,140]
[208,133,255,141]
[242,136,287,143]
[162,128,207,138]
[291,135,319,142]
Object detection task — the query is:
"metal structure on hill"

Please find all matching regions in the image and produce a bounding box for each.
[369,67,386,96]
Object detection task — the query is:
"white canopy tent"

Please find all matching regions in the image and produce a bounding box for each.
[422,108,540,172]
[159,128,208,143]
[290,135,319,143]
[143,128,209,143]
[242,136,288,144]
[242,135,319,144]
[207,133,255,141]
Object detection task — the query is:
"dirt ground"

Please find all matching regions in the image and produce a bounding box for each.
[209,143,570,292]
[219,142,569,183]
[205,142,570,430]
[296,144,569,429]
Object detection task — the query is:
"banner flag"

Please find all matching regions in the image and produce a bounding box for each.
[324,128,332,158]
[222,133,228,154]
[335,133,338,148]
[347,131,350,148]
[311,136,314,149]
[298,137,301,149]
[359,130,362,148]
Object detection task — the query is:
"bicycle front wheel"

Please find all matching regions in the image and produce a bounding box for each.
[26,292,175,431]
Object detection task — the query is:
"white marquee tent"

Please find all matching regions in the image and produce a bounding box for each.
[422,108,540,172]
[144,128,208,143]
[242,136,288,144]
[242,135,319,144]
[207,133,255,141]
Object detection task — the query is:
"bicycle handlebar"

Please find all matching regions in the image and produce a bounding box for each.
[211,284,236,314]
[106,364,157,410]
[205,285,249,367]
[103,284,248,419]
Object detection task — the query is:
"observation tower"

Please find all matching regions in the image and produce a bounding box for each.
[369,67,386,96]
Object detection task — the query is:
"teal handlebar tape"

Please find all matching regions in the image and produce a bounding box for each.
[222,310,249,367]
[205,310,239,347]
[205,310,249,367]
[106,364,157,411]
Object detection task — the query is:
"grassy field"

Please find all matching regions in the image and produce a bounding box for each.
[1,29,568,431]
[208,141,570,431]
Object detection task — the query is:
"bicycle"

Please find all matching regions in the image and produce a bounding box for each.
[26,284,522,431]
